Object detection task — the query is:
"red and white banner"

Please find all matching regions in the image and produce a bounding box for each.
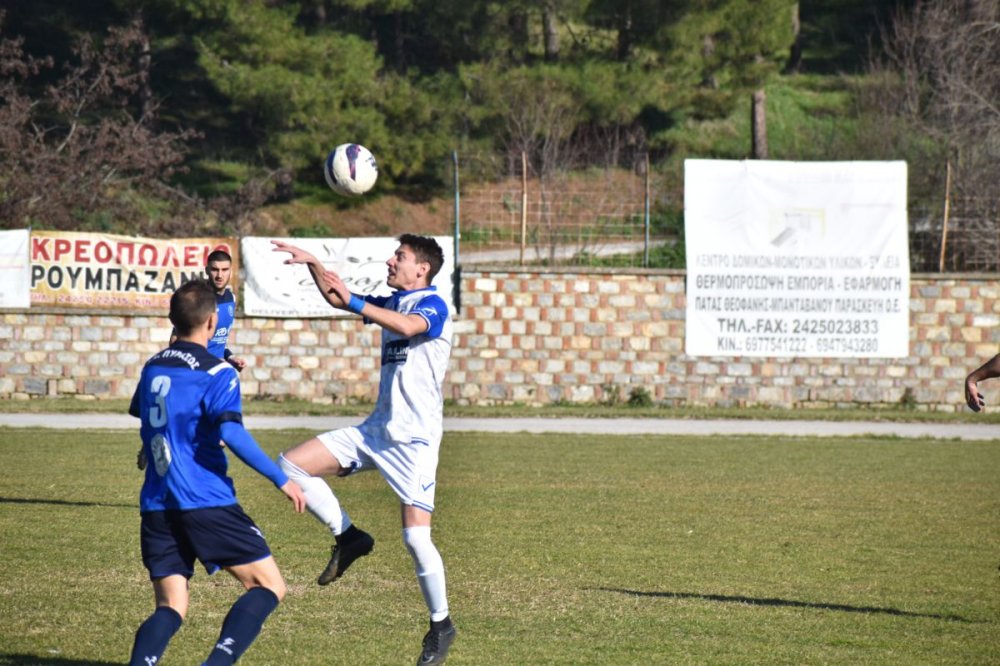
[30,231,237,310]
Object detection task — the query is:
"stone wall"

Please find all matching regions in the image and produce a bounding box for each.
[1,268,997,411]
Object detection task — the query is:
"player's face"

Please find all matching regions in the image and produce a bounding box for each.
[386,245,428,291]
[206,260,232,293]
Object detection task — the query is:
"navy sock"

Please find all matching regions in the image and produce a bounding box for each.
[203,587,280,666]
[129,606,182,666]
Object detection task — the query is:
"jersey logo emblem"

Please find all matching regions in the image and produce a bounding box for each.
[383,339,409,365]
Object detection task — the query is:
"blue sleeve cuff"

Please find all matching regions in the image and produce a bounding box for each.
[348,294,366,314]
[219,421,289,488]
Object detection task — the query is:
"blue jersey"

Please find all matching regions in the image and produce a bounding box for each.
[208,289,236,359]
[129,341,245,512]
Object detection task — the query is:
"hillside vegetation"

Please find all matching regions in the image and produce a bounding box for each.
[1,1,996,255]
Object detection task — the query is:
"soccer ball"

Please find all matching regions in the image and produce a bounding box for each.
[324,143,378,196]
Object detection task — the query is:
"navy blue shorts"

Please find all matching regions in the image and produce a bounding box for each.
[140,504,272,580]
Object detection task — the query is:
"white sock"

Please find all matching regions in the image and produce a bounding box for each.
[402,526,449,621]
[278,454,351,536]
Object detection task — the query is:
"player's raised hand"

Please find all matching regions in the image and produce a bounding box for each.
[319,270,351,308]
[271,240,318,266]
[965,379,985,412]
[280,480,306,513]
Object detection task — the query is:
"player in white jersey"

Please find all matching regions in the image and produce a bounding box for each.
[271,234,457,666]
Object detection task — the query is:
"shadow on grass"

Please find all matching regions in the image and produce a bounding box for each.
[0,655,117,666]
[0,496,134,509]
[597,588,971,623]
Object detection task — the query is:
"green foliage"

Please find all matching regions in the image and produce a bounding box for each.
[193,2,385,171]
[459,59,663,175]
[659,0,796,119]
[0,0,970,240]
[627,385,653,407]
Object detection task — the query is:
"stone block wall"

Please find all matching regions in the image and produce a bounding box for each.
[1,269,997,411]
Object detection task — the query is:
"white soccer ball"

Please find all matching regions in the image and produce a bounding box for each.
[324,143,378,196]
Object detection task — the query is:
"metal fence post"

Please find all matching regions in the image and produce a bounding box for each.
[644,152,650,268]
[520,151,527,266]
[453,150,461,314]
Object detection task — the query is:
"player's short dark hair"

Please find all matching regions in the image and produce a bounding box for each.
[169,279,217,336]
[398,234,444,283]
[206,249,232,265]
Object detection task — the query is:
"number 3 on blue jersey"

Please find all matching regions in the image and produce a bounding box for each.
[149,375,173,475]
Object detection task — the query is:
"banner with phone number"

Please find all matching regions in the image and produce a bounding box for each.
[30,231,237,310]
[684,160,910,358]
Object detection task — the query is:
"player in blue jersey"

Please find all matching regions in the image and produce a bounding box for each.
[171,250,246,371]
[127,279,305,666]
[142,250,247,470]
[204,249,247,371]
[271,235,457,666]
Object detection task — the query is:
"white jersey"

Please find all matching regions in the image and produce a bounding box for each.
[360,286,452,446]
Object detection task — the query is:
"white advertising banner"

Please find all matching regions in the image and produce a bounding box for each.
[242,236,455,318]
[0,229,31,308]
[684,160,910,358]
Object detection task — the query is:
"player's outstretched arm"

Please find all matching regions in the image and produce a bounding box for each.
[352,301,431,337]
[965,353,1000,412]
[271,240,350,310]
[219,420,305,512]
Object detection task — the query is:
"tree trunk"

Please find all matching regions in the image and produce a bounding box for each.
[393,11,405,71]
[543,3,559,62]
[701,34,718,88]
[616,0,633,61]
[785,2,802,73]
[751,89,768,159]
[135,13,154,126]
[509,10,529,62]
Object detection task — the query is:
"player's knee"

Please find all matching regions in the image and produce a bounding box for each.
[402,526,444,575]
[278,453,308,480]
[254,580,286,602]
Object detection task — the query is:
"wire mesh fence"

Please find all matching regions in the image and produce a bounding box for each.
[452,151,998,272]
[910,198,1000,273]
[454,150,677,268]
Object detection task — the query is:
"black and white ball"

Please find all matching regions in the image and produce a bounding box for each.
[324,143,378,196]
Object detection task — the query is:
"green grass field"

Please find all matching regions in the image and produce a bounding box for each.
[1,427,998,665]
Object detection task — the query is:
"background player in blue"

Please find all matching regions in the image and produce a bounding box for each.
[170,249,246,371]
[128,279,305,666]
[271,235,457,666]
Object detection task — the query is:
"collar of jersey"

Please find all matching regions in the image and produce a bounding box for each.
[170,339,206,352]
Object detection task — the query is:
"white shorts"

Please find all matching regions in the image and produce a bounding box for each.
[317,425,440,513]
